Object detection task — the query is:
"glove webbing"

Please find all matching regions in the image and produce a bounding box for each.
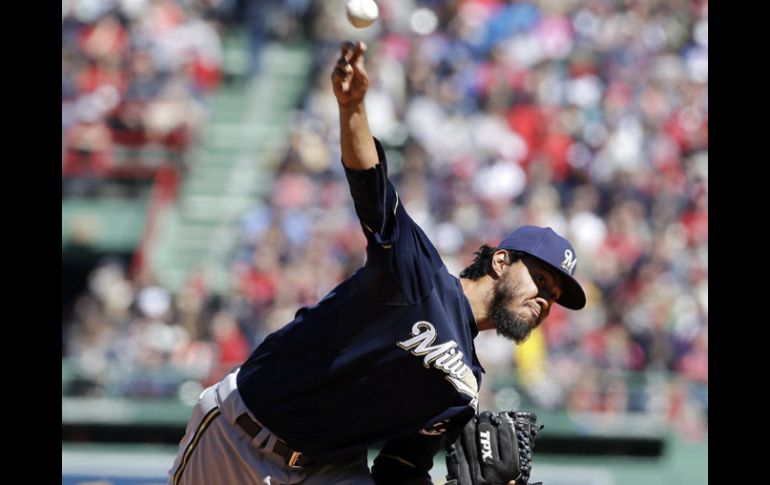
[509,411,543,485]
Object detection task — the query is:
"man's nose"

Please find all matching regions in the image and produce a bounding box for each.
[534,296,550,313]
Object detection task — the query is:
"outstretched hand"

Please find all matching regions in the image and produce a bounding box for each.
[331,41,369,107]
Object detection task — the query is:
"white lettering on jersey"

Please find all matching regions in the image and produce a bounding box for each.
[397,321,479,410]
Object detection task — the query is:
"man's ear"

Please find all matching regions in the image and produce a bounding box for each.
[491,250,510,278]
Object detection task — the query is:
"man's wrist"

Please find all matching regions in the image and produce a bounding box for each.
[338,99,366,112]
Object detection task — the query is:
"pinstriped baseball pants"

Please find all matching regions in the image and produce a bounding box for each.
[167,369,374,485]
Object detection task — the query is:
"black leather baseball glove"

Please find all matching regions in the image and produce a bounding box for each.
[445,411,543,485]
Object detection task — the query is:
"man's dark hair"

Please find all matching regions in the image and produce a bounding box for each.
[459,245,523,280]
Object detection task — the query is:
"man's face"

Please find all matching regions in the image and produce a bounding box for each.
[489,255,564,343]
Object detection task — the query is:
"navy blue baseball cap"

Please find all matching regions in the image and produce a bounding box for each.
[498,225,586,310]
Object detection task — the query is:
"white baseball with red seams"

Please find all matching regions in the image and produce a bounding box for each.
[346,0,379,28]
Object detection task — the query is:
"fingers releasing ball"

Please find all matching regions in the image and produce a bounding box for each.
[346,0,379,28]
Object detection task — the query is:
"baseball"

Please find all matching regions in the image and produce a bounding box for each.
[346,0,379,28]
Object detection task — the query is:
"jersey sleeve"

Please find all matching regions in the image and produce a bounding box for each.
[343,138,444,304]
[370,433,443,485]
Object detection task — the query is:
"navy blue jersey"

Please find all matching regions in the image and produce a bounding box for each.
[237,139,484,462]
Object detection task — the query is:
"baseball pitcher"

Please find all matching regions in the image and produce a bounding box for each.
[168,41,586,485]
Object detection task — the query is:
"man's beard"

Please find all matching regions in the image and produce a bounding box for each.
[489,277,533,343]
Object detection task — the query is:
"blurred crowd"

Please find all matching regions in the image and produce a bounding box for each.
[61,0,224,194]
[63,0,707,442]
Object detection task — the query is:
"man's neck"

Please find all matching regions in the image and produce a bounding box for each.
[460,276,495,332]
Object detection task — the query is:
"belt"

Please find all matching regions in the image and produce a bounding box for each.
[235,414,315,468]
